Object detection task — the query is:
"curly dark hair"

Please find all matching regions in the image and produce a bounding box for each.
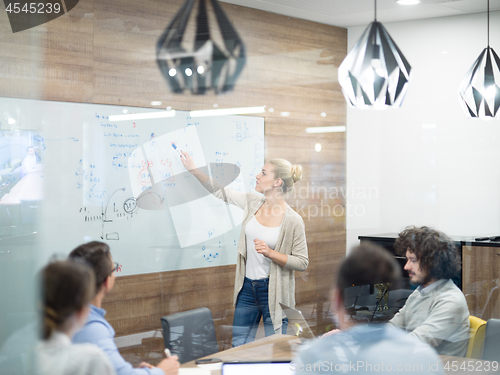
[394,226,461,284]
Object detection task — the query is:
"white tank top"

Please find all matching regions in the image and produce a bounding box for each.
[245,216,282,279]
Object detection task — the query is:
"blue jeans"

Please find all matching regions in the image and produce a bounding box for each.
[232,277,288,347]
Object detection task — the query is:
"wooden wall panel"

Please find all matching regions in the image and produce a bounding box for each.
[0,0,347,352]
[462,246,500,320]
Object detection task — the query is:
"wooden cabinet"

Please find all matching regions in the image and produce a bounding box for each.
[462,245,500,320]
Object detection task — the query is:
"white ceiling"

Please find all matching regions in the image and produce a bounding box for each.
[219,0,500,28]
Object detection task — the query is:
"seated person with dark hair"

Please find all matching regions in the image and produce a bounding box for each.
[38,260,114,375]
[389,226,470,357]
[70,242,179,375]
[293,243,443,375]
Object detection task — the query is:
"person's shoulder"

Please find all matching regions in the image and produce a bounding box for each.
[435,280,467,301]
[383,323,419,340]
[246,191,263,202]
[429,281,468,314]
[285,207,305,227]
[373,325,443,369]
[245,192,265,210]
[298,334,342,358]
[68,344,115,375]
[307,327,355,350]
[72,342,109,357]
[73,319,113,344]
[297,326,377,362]
[357,325,437,359]
[441,279,462,292]
[404,287,421,302]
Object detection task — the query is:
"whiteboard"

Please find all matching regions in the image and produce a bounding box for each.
[0,97,264,276]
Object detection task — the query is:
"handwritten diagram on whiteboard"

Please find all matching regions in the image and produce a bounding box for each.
[129,126,207,198]
[0,97,265,276]
[126,126,245,248]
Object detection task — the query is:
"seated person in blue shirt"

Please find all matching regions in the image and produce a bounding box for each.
[70,242,179,375]
[293,243,443,375]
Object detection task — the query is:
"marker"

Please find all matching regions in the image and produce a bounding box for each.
[171,143,185,159]
[164,348,171,358]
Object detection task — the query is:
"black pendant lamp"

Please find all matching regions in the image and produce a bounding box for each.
[156,0,246,95]
[459,0,500,119]
[338,0,412,109]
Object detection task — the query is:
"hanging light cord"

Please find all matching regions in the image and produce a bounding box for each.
[487,0,490,47]
[374,0,377,22]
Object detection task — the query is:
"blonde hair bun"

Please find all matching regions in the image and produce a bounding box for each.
[268,158,303,193]
[291,164,303,183]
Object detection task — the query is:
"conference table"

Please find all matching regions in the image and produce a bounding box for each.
[182,334,499,374]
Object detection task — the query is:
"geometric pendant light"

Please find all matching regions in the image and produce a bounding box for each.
[338,0,412,109]
[458,0,500,119]
[156,0,246,95]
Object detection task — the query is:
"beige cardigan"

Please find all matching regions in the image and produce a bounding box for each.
[202,178,309,332]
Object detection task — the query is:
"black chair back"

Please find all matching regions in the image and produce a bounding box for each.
[161,307,218,364]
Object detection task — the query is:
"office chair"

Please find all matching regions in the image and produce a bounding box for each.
[466,315,486,359]
[160,307,218,364]
[482,318,500,362]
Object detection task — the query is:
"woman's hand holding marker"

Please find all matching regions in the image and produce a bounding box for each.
[171,143,185,160]
[179,150,209,184]
[180,150,196,171]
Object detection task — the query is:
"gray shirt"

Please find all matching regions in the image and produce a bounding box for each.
[389,279,470,356]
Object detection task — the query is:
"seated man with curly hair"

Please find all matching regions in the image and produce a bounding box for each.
[389,226,470,357]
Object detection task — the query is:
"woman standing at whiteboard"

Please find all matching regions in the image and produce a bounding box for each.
[181,153,308,347]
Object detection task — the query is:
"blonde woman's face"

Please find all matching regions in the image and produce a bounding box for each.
[255,163,281,194]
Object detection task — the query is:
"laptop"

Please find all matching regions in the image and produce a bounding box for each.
[221,361,294,375]
[279,303,315,340]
